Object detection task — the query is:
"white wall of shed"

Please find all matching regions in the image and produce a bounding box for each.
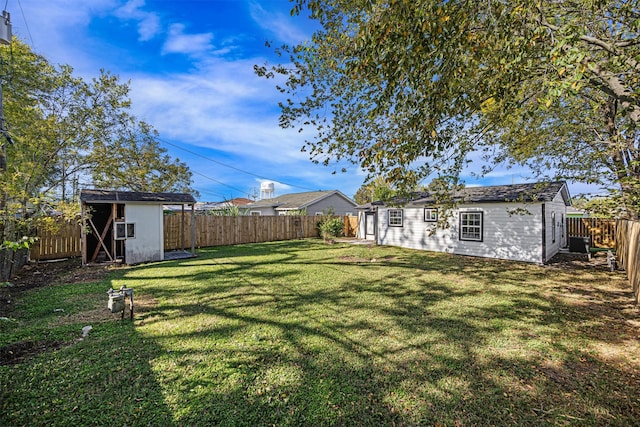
[124,203,164,264]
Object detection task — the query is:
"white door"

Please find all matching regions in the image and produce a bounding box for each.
[365,213,376,240]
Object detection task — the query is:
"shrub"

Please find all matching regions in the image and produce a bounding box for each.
[318,216,344,242]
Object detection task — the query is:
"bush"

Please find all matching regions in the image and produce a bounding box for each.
[318,217,344,242]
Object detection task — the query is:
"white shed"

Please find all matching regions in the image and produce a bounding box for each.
[80,189,196,265]
[357,182,571,264]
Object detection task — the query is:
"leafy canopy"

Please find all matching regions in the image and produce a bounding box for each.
[258,0,640,216]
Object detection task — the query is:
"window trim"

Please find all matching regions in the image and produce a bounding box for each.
[424,208,438,222]
[250,211,261,216]
[459,211,483,242]
[388,209,403,227]
[551,211,556,244]
[114,222,135,240]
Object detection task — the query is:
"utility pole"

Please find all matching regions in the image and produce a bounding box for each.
[0,10,11,173]
[0,10,11,242]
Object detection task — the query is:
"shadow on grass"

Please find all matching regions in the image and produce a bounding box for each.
[0,287,177,426]
[3,240,638,425]
[118,241,640,424]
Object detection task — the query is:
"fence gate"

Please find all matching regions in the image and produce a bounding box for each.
[565,218,615,248]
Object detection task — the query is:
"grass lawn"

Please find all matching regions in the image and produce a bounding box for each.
[1,239,639,426]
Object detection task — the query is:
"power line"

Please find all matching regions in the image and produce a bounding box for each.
[195,188,232,200]
[191,169,248,196]
[158,137,316,192]
[15,0,34,48]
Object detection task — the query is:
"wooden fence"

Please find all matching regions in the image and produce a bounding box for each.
[164,215,324,250]
[566,217,616,248]
[614,219,640,303]
[30,222,82,261]
[344,215,358,238]
[30,215,358,260]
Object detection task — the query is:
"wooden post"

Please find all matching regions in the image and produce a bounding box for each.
[111,203,117,261]
[191,203,196,255]
[181,204,185,251]
[81,202,87,266]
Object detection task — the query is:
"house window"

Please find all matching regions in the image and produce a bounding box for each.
[459,211,483,241]
[250,211,261,216]
[424,208,438,222]
[388,209,403,227]
[551,211,556,243]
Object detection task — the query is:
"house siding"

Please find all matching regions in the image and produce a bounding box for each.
[249,207,277,216]
[543,192,568,262]
[377,202,547,263]
[304,194,356,216]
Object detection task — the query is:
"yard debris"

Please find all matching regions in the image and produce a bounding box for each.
[81,325,93,338]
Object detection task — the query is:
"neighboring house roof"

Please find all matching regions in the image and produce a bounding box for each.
[247,190,355,211]
[358,181,571,208]
[228,197,253,206]
[80,189,196,204]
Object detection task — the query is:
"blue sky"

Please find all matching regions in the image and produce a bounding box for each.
[11,0,601,201]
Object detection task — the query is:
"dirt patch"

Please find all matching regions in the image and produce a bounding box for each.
[0,258,111,318]
[546,251,612,271]
[0,339,67,366]
[338,255,396,263]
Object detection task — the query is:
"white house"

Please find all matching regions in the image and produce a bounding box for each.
[357,182,571,264]
[246,190,357,216]
[80,189,196,265]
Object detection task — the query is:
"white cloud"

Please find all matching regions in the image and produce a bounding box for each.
[136,14,160,41]
[114,0,161,41]
[12,0,115,70]
[128,56,307,163]
[162,23,214,56]
[248,2,310,44]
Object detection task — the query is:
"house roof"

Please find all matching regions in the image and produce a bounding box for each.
[247,190,356,211]
[80,189,196,204]
[228,197,253,206]
[358,181,571,208]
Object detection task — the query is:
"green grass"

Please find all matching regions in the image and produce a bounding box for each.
[1,239,639,426]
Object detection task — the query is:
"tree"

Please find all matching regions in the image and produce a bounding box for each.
[353,176,396,204]
[258,1,640,216]
[91,120,195,195]
[0,40,196,246]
